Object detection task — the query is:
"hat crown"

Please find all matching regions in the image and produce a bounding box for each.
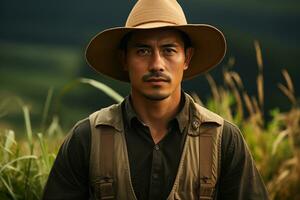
[126,0,187,27]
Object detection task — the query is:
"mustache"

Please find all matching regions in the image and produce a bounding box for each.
[142,71,171,82]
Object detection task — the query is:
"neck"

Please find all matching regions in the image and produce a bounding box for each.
[130,89,182,143]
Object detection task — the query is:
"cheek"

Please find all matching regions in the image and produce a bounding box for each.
[168,57,186,73]
[127,63,145,81]
[125,56,140,73]
[168,53,186,65]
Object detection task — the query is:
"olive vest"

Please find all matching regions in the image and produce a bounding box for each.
[89,95,224,200]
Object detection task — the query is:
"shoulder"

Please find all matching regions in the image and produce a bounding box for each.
[60,118,91,158]
[220,120,251,171]
[222,120,242,141]
[43,118,92,198]
[217,121,269,198]
[74,118,91,133]
[187,95,223,125]
[90,103,122,118]
[68,118,91,141]
[89,102,124,132]
[221,120,244,152]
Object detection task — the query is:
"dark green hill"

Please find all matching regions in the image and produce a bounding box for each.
[1,0,299,132]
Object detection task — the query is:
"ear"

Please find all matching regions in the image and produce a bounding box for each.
[118,49,128,71]
[184,47,194,70]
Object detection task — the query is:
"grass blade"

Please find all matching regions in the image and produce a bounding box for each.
[79,78,124,103]
[257,74,264,110]
[0,155,37,174]
[37,133,50,171]
[0,176,18,200]
[278,83,297,105]
[282,69,294,94]
[3,130,16,162]
[272,130,289,155]
[205,74,220,102]
[41,87,54,132]
[22,106,33,145]
[254,40,263,72]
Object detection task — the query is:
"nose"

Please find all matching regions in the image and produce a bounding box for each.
[148,50,165,72]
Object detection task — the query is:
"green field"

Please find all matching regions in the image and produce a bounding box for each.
[1,67,299,199]
[0,41,130,133]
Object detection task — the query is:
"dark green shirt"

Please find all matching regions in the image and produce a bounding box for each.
[43,94,268,200]
[123,94,189,200]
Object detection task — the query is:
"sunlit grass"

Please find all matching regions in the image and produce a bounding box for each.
[196,41,300,199]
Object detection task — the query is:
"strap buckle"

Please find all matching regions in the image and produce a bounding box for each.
[94,177,115,200]
[200,181,215,200]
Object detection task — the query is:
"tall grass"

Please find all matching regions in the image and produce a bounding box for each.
[0,92,63,199]
[193,41,299,199]
[0,81,123,199]
[0,41,299,199]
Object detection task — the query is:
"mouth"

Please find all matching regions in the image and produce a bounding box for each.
[146,78,168,82]
[144,78,169,86]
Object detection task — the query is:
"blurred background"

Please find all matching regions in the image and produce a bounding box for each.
[1,1,300,199]
[1,0,300,134]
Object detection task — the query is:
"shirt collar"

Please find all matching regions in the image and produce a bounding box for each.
[123,91,190,133]
[175,92,190,132]
[124,95,139,128]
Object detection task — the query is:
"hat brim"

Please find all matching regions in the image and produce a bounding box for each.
[86,24,226,82]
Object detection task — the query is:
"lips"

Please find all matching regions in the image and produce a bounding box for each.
[146,78,168,82]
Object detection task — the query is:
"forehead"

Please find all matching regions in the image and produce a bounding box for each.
[127,28,185,45]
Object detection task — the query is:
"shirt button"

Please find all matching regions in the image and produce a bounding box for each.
[154,145,160,150]
[192,120,200,130]
[153,173,159,179]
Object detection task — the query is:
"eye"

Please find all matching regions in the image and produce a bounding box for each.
[137,48,151,56]
[163,47,177,55]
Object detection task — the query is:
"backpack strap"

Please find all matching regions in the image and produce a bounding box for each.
[89,112,115,200]
[199,121,223,200]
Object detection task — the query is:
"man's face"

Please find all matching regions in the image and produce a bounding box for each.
[122,29,193,101]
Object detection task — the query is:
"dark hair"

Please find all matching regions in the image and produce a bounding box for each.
[119,29,192,53]
[119,32,133,51]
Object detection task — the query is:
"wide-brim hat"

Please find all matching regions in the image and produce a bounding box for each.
[86,0,226,82]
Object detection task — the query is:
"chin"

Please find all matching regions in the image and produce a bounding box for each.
[142,92,170,101]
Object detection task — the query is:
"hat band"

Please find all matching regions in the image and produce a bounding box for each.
[131,20,181,28]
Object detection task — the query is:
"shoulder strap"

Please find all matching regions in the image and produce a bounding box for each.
[89,112,115,200]
[199,121,223,200]
[187,97,224,200]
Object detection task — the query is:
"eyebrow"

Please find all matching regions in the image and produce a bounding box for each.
[161,43,179,48]
[132,43,151,48]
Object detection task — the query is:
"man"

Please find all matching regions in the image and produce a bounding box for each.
[43,0,269,199]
